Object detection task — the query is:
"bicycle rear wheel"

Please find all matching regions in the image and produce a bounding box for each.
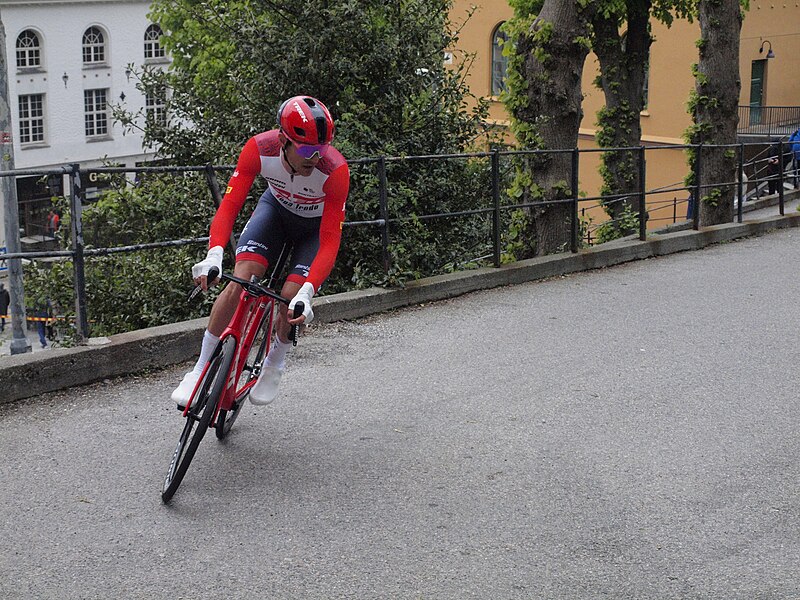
[162,337,235,503]
[216,307,272,439]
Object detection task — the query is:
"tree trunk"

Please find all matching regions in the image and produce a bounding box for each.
[690,0,742,226]
[512,0,591,255]
[592,1,652,239]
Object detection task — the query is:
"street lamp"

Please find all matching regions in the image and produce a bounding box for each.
[759,40,775,59]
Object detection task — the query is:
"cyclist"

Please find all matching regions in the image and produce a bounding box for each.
[171,95,350,408]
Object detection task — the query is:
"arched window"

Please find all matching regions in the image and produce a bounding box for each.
[16,30,41,69]
[491,24,508,96]
[144,24,166,60]
[82,26,106,64]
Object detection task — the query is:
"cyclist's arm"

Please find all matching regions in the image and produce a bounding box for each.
[208,137,261,249]
[305,163,350,292]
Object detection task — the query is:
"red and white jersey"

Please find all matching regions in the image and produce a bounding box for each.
[209,129,350,291]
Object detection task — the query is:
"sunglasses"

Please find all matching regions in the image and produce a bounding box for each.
[291,140,331,160]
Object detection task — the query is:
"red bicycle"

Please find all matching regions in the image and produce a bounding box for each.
[161,247,302,503]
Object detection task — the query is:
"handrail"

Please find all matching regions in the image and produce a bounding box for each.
[2,140,798,343]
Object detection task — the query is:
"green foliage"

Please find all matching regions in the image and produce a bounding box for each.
[24,0,498,337]
[140,0,495,293]
[143,0,490,163]
[703,186,723,207]
[500,209,530,263]
[23,174,223,339]
[594,205,640,243]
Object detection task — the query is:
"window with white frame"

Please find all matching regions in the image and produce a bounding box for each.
[19,94,45,143]
[84,89,109,137]
[82,26,106,64]
[144,24,166,60]
[491,24,508,96]
[146,85,167,126]
[16,30,42,69]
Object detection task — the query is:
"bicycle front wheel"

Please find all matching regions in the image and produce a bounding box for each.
[162,337,235,503]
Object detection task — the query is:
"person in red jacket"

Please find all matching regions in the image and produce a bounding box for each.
[171,95,350,408]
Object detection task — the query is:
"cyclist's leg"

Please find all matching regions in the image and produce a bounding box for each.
[172,258,267,408]
[171,192,284,407]
[206,260,266,335]
[262,226,320,371]
[274,216,322,342]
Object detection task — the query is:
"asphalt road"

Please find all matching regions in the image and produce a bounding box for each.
[2,228,799,599]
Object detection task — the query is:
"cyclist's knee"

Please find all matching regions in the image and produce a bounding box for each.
[233,259,266,280]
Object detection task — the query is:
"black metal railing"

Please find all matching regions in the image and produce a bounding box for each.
[738,106,800,138]
[1,141,798,343]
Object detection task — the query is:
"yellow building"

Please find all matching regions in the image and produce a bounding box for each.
[449,1,800,231]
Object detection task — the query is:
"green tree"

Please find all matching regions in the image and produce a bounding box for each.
[685,0,746,226]
[27,0,498,339]
[502,0,592,257]
[590,0,694,242]
[138,0,494,290]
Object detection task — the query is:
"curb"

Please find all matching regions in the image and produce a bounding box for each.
[2,211,799,404]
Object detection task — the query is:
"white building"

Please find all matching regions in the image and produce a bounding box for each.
[0,0,166,250]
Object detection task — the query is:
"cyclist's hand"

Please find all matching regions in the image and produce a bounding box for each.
[191,246,224,290]
[288,282,315,325]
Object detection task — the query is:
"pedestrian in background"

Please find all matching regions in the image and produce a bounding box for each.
[789,127,800,188]
[766,141,786,195]
[46,209,60,238]
[33,298,51,349]
[0,283,9,333]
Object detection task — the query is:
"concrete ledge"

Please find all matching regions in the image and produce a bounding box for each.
[2,211,799,404]
[1,319,207,403]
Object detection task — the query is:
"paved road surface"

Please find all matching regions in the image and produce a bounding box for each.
[1,228,799,599]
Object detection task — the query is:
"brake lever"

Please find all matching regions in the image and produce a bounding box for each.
[187,266,221,302]
[287,301,304,347]
[187,284,204,302]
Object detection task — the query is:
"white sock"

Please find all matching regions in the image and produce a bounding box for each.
[192,330,220,375]
[264,336,291,370]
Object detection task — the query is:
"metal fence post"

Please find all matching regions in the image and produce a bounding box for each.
[778,140,785,215]
[570,148,580,253]
[377,157,390,274]
[204,164,237,255]
[638,146,647,241]
[70,164,90,342]
[737,144,744,223]
[491,149,501,266]
[693,144,702,230]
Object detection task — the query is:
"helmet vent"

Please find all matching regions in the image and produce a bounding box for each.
[293,127,306,138]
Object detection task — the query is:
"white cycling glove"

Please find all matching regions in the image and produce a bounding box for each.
[289,282,315,324]
[191,245,224,282]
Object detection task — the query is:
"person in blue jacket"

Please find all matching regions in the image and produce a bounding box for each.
[789,127,800,188]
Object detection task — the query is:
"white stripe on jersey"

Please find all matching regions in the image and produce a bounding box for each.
[260,156,330,218]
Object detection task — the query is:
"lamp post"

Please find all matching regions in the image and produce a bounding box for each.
[0,15,32,354]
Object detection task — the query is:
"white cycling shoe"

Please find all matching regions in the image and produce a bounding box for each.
[171,370,201,410]
[249,365,284,406]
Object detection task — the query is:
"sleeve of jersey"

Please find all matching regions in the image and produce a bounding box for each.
[306,163,350,292]
[208,137,260,249]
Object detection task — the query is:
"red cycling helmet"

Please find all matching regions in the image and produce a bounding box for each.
[277,95,335,146]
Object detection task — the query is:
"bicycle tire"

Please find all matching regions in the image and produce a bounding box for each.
[216,308,272,439]
[161,337,235,502]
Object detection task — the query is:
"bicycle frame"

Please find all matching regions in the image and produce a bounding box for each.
[181,245,292,421]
